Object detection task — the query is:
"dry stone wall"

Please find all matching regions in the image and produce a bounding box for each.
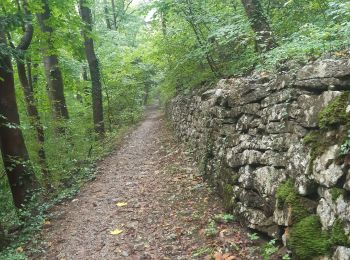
[167,58,350,259]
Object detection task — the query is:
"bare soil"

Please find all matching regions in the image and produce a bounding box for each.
[31,108,259,260]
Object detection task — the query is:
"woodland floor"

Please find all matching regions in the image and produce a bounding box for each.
[30,107,260,260]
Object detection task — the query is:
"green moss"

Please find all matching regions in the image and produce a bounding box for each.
[303,131,318,145]
[276,180,295,204]
[330,188,344,202]
[331,219,350,247]
[288,216,350,258]
[223,184,234,211]
[276,180,309,223]
[231,174,239,184]
[303,130,333,174]
[319,92,350,130]
[289,215,331,259]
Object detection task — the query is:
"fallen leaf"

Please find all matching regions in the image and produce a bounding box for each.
[116,202,128,207]
[110,228,123,235]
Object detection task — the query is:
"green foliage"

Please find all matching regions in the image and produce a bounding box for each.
[204,220,218,237]
[145,0,350,101]
[282,254,291,260]
[289,216,330,259]
[340,130,350,155]
[0,0,153,255]
[262,239,279,260]
[248,233,259,241]
[212,213,235,224]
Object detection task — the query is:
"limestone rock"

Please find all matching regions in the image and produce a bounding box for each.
[295,91,342,128]
[236,202,279,237]
[227,149,263,167]
[344,171,350,191]
[238,166,286,196]
[296,59,350,90]
[317,198,336,230]
[287,143,310,178]
[297,59,350,79]
[261,88,299,108]
[312,145,344,187]
[333,246,350,260]
[295,174,316,196]
[238,189,267,211]
[273,202,292,226]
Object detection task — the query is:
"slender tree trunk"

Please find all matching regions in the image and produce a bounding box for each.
[11,1,50,186]
[17,60,50,185]
[79,0,105,138]
[0,30,37,208]
[37,0,69,131]
[103,0,112,29]
[82,65,89,81]
[241,0,277,52]
[111,0,117,30]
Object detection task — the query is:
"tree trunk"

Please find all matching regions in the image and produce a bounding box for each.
[17,60,50,185]
[37,0,69,129]
[79,0,105,138]
[241,0,277,52]
[103,0,112,29]
[82,65,89,81]
[11,1,50,186]
[0,30,38,208]
[111,0,117,30]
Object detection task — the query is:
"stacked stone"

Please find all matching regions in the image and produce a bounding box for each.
[168,59,350,258]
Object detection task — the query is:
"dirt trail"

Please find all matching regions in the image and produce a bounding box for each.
[32,108,256,259]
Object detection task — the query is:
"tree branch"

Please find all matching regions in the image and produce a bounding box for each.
[16,24,33,50]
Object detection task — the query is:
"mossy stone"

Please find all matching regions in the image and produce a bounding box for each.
[303,92,350,174]
[289,215,330,259]
[331,219,350,247]
[276,180,309,223]
[330,188,344,202]
[318,92,350,130]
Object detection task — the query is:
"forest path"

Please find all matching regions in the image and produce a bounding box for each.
[32,107,255,259]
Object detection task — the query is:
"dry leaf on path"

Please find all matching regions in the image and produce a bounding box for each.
[116,202,128,207]
[110,228,123,235]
